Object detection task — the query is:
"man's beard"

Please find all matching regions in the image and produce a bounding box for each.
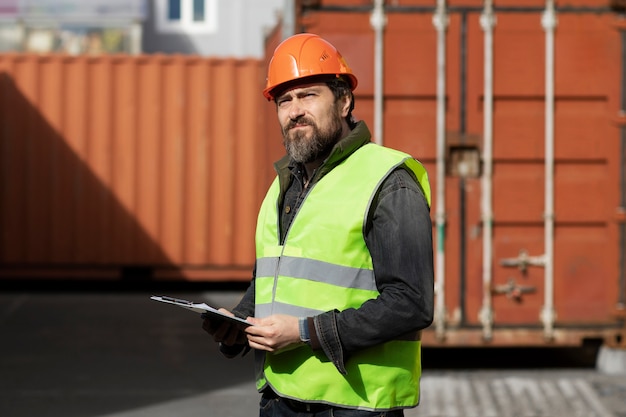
[282,113,343,164]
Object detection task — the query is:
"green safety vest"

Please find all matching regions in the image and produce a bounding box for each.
[254,143,431,410]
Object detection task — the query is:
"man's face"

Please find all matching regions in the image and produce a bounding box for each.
[275,82,348,164]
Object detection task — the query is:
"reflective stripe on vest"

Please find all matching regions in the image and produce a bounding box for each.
[254,143,431,410]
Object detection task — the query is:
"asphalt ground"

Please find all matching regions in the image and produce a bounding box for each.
[1,284,625,417]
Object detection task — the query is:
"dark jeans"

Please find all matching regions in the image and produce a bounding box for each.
[259,395,405,417]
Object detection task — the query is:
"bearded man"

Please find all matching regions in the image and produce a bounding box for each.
[203,33,434,417]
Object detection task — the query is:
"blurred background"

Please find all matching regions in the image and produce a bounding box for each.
[0,0,626,415]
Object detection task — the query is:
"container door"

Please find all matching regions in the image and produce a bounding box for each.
[295,1,623,345]
[444,7,622,343]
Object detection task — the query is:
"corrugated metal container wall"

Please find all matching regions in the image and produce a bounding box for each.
[292,0,626,347]
[0,54,275,281]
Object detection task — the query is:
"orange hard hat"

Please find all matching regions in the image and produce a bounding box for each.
[263,33,358,100]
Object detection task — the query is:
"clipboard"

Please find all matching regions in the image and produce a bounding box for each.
[150,295,252,327]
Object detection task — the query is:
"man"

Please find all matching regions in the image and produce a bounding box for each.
[203,33,434,417]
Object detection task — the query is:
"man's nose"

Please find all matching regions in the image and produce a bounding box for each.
[288,99,305,119]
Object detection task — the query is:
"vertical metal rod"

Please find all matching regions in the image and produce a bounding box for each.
[432,0,448,340]
[479,0,496,341]
[541,0,557,340]
[370,0,387,145]
[617,27,626,310]
[458,11,468,325]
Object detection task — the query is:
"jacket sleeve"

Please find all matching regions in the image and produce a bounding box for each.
[232,274,256,320]
[307,167,434,374]
[217,268,257,358]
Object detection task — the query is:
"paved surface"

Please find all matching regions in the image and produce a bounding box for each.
[416,373,626,417]
[1,289,625,417]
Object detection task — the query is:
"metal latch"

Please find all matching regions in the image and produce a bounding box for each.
[493,278,536,302]
[500,249,546,274]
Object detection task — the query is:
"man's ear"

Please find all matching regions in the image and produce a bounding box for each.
[340,95,352,117]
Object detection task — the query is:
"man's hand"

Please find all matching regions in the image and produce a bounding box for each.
[201,308,247,346]
[244,314,301,352]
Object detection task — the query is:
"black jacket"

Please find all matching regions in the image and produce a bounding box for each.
[227,121,434,374]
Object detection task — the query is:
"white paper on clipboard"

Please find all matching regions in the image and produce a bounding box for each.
[150,295,252,327]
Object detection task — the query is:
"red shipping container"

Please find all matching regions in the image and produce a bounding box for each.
[285,0,626,347]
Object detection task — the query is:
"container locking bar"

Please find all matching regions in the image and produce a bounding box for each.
[499,249,546,274]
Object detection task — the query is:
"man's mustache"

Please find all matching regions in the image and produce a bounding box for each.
[286,117,314,130]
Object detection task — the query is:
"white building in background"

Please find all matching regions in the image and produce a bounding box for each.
[145,0,285,57]
[0,0,286,57]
